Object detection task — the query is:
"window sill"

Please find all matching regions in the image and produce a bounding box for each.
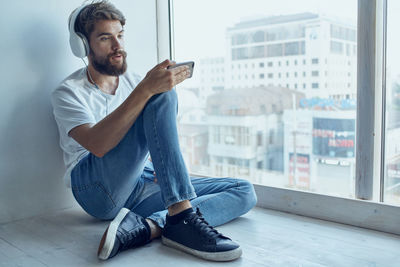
[254,184,400,235]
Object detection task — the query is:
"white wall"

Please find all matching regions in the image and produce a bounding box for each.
[0,0,158,223]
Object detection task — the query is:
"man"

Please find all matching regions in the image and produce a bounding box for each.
[51,0,257,262]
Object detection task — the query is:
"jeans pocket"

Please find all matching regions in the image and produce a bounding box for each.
[72,182,116,220]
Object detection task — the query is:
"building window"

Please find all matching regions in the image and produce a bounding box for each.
[303,59,306,65]
[303,83,306,89]
[268,61,273,67]
[253,30,265,42]
[294,72,298,77]
[330,41,344,54]
[257,132,263,146]
[303,71,306,77]
[311,58,319,64]
[312,83,319,89]
[268,73,273,78]
[259,62,264,68]
[267,43,283,57]
[232,33,249,45]
[257,161,263,169]
[259,73,265,79]
[251,45,265,58]
[312,70,319,77]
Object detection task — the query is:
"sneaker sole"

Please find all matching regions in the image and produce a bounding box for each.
[98,208,130,260]
[161,236,242,262]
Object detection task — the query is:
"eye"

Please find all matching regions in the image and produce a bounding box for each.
[100,37,110,41]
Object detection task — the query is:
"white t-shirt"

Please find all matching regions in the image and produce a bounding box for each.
[51,68,142,187]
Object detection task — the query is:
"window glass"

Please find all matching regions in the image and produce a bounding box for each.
[173,0,357,198]
[384,0,400,206]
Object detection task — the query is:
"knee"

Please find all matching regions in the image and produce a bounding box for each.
[92,205,122,221]
[236,179,257,212]
[147,89,178,109]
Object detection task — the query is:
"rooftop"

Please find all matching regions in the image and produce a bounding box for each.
[228,12,319,31]
[207,86,305,116]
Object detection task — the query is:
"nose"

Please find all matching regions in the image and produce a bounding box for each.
[112,36,123,51]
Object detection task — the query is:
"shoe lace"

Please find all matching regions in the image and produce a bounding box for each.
[185,208,225,241]
[119,226,149,251]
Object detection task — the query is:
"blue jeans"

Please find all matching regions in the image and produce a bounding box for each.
[71,89,257,228]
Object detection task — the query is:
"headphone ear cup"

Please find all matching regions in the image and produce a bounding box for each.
[77,32,90,57]
[69,31,88,58]
[68,5,90,58]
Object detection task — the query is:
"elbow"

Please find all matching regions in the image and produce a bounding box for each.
[93,151,105,158]
[89,147,107,158]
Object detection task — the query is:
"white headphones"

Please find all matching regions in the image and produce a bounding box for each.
[68,4,91,58]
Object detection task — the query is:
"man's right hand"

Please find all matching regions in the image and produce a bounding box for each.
[138,59,191,98]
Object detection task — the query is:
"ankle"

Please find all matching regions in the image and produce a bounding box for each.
[168,200,192,216]
[146,219,162,240]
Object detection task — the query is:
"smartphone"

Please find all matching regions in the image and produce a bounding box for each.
[167,61,195,78]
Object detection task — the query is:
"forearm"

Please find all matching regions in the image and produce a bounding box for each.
[84,84,152,157]
[70,59,190,157]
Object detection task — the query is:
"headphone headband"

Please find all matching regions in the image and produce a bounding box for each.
[68,4,90,58]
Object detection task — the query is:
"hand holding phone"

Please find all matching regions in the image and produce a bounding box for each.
[167,61,195,78]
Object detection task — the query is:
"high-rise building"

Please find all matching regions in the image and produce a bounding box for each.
[225,12,356,99]
[196,57,226,106]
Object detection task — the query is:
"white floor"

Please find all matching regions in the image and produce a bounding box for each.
[0,206,399,267]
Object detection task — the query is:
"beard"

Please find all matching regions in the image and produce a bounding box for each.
[90,49,128,76]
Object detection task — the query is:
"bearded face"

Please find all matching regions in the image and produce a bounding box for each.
[90,49,128,76]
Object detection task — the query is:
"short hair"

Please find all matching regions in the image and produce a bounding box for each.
[74,0,126,40]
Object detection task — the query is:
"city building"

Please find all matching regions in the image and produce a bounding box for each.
[283,108,356,196]
[225,12,357,99]
[176,88,209,173]
[196,57,226,107]
[206,85,304,181]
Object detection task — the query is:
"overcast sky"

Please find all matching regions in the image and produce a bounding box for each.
[173,0,400,85]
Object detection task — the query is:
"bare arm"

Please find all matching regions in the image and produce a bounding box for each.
[69,59,190,158]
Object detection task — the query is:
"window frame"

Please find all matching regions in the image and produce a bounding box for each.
[156,0,400,235]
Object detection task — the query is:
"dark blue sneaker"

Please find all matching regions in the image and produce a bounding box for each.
[97,208,151,260]
[162,208,242,261]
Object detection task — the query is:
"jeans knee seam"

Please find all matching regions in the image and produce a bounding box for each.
[96,182,117,207]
